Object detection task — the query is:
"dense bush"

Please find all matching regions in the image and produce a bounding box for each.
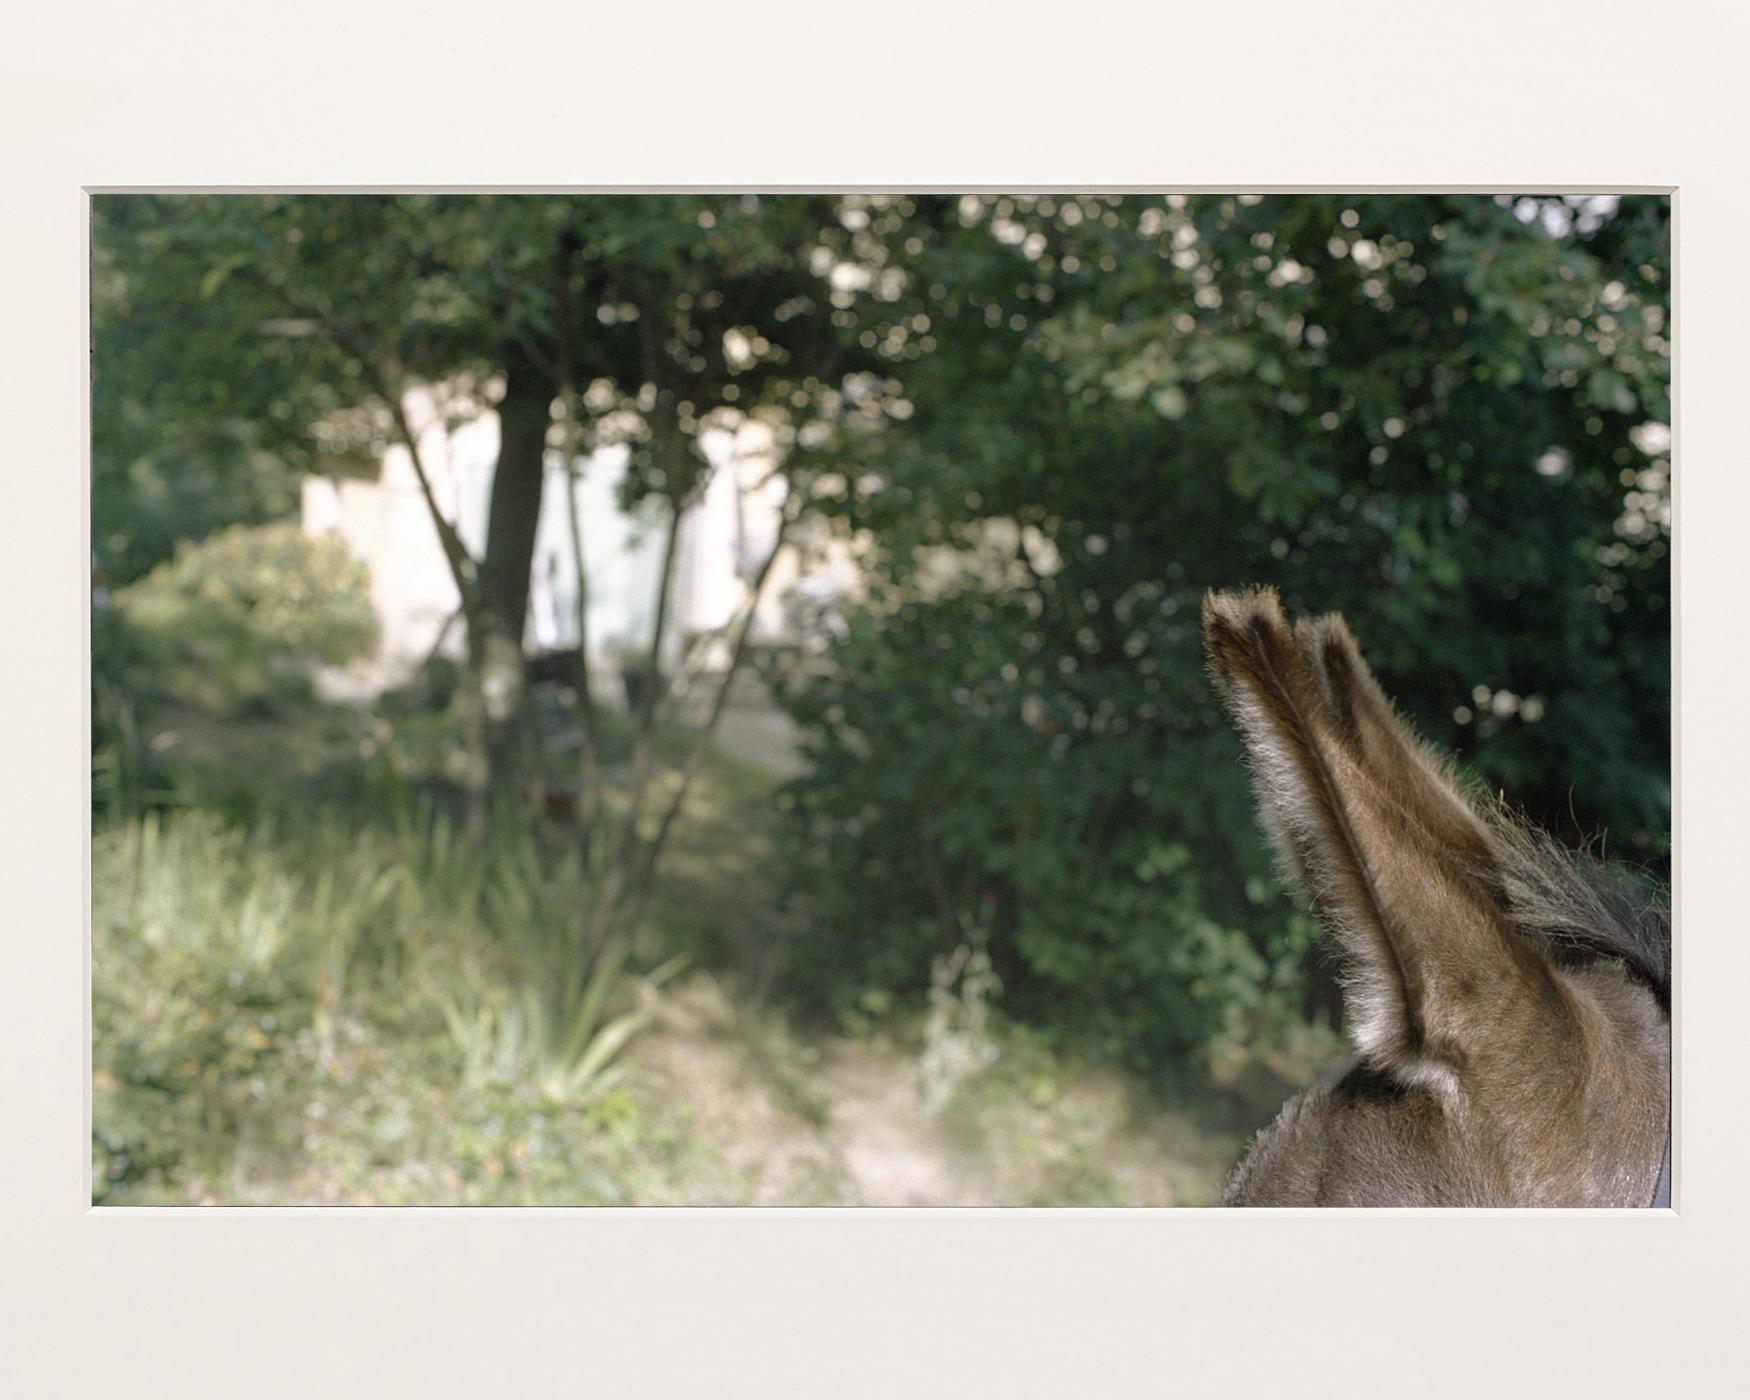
[111,521,378,714]
[776,194,1670,1070]
[777,590,1321,1066]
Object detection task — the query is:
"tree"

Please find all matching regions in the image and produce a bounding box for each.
[93,195,862,825]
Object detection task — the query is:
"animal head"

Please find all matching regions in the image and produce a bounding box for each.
[1204,587,1669,1207]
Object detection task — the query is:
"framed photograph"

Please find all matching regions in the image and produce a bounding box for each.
[5,2,1746,1395]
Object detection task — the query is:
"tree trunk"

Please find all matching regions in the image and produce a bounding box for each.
[475,343,559,790]
[482,344,555,650]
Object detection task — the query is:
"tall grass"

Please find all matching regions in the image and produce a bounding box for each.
[92,802,670,1200]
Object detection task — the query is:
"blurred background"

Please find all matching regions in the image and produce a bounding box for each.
[90,193,1670,1206]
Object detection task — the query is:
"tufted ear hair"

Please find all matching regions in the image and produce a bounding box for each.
[1202,587,1565,1094]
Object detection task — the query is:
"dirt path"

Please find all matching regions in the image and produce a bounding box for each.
[636,976,967,1205]
[633,976,1252,1207]
[813,1047,971,1205]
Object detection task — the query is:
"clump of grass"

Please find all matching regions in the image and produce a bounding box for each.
[479,833,688,1103]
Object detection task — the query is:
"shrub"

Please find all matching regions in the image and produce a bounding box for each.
[111,521,378,714]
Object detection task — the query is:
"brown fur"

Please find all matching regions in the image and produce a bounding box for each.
[1204,587,1669,1207]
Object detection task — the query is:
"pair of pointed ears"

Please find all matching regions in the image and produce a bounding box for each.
[1202,588,1562,1091]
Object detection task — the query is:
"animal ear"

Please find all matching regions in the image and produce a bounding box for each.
[1202,587,1561,1091]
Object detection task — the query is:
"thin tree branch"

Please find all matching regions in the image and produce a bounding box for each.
[612,501,795,936]
[560,408,602,862]
[605,488,684,888]
[375,377,482,611]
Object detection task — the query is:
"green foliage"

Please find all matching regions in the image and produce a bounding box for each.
[92,197,359,587]
[776,194,1669,1070]
[111,522,377,713]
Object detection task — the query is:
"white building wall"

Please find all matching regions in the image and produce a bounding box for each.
[303,388,848,697]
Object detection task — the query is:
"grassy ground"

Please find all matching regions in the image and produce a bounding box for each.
[92,689,1342,1207]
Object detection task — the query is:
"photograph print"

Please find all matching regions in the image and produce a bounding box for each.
[90,192,1670,1207]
